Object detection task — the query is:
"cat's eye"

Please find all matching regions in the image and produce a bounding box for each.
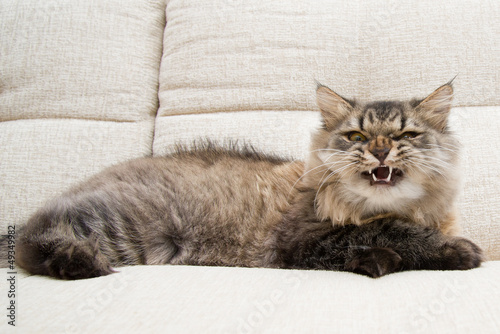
[398,132,419,140]
[347,132,367,142]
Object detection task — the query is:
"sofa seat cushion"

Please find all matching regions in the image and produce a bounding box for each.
[2,262,500,332]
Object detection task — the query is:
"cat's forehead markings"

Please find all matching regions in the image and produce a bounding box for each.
[364,101,404,121]
[362,101,406,131]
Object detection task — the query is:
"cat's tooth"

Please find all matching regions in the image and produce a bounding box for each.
[372,173,377,181]
[388,166,393,179]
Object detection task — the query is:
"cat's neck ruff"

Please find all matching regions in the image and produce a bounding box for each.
[314,180,423,226]
[311,169,460,234]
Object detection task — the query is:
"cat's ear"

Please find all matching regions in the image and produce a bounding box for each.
[316,83,354,130]
[415,83,453,131]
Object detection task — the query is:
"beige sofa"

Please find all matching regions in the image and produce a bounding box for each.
[1,1,500,333]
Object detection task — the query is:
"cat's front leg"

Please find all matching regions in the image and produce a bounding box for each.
[346,218,484,277]
[275,222,404,277]
[411,234,484,271]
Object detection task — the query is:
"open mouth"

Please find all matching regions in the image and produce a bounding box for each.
[361,166,404,186]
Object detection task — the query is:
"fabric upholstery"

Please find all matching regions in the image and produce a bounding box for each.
[0,0,166,233]
[1,1,499,333]
[153,111,321,159]
[0,0,165,122]
[157,0,500,122]
[1,263,500,333]
[0,119,154,232]
[449,107,500,260]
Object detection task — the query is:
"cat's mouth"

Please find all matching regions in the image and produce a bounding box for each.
[361,166,404,186]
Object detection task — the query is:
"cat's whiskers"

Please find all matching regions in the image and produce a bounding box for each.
[314,162,359,208]
[324,152,353,163]
[287,152,353,198]
[401,156,443,182]
[329,163,360,189]
[405,161,433,179]
[317,155,358,186]
[424,143,460,154]
[420,155,452,167]
[405,157,447,178]
[310,148,349,154]
[320,161,359,184]
[411,155,450,170]
[287,163,333,196]
[287,156,350,199]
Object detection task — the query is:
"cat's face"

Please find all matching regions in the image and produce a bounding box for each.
[312,83,459,214]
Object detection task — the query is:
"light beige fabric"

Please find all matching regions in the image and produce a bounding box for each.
[0,0,166,233]
[157,0,500,122]
[1,1,500,333]
[0,0,165,122]
[0,119,154,232]
[1,263,500,333]
[153,111,321,158]
[450,107,500,260]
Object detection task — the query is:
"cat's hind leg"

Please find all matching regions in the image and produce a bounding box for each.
[16,208,114,280]
[18,234,113,280]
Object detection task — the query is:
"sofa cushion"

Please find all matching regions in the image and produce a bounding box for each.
[153,111,321,158]
[2,263,499,332]
[450,107,500,260]
[0,0,166,232]
[0,0,165,122]
[155,0,499,123]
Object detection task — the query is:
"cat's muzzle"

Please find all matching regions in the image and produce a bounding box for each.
[361,166,404,186]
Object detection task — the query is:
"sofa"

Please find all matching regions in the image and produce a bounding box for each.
[1,0,500,333]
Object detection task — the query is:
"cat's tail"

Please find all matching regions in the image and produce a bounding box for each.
[15,208,115,280]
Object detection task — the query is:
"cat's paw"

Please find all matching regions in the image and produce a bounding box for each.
[45,242,114,280]
[438,237,484,271]
[345,247,402,278]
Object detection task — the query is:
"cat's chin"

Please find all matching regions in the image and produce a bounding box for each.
[360,165,404,187]
[346,173,425,212]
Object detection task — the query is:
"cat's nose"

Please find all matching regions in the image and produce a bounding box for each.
[369,136,392,163]
[370,147,390,163]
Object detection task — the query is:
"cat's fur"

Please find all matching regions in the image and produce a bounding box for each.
[9,82,483,279]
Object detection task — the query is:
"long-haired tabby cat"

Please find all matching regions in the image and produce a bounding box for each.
[7,82,483,279]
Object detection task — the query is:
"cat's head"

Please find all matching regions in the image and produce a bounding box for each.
[309,82,460,226]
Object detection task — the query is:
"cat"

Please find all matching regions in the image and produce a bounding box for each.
[7,82,483,279]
